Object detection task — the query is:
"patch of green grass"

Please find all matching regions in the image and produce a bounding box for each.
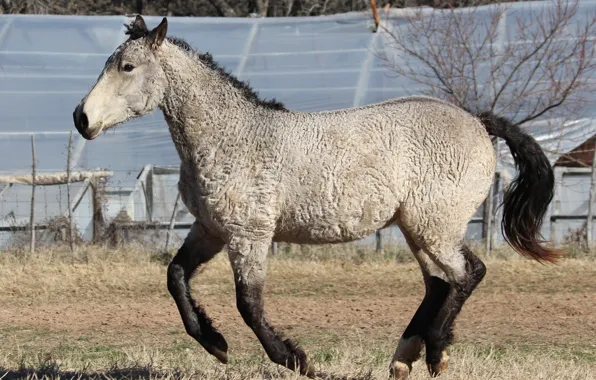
[167,341,195,353]
[87,345,115,353]
[313,347,341,364]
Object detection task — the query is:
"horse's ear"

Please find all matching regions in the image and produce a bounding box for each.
[132,15,148,32]
[125,15,149,39]
[147,17,168,50]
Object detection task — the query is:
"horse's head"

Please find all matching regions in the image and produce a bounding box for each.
[73,15,169,140]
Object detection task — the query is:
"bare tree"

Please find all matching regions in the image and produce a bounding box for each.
[205,0,237,17]
[0,0,370,17]
[1,0,11,13]
[378,0,596,124]
[377,0,596,248]
[248,0,269,17]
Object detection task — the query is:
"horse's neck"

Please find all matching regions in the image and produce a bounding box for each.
[158,45,258,161]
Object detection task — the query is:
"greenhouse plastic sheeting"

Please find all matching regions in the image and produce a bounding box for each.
[0,10,415,193]
[0,1,595,233]
[1,3,595,173]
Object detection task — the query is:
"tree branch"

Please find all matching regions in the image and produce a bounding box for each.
[379,0,596,126]
[206,0,236,16]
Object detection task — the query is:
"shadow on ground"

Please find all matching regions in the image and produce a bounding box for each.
[315,370,375,380]
[0,366,198,380]
[0,367,377,380]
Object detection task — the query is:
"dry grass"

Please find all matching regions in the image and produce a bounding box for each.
[0,244,595,379]
[1,344,594,380]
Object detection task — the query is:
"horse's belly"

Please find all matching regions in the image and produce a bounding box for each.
[274,222,381,244]
[275,198,397,244]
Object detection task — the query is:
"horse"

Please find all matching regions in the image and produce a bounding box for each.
[72,15,561,379]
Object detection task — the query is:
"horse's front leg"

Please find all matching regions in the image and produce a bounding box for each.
[167,222,228,363]
[228,236,315,378]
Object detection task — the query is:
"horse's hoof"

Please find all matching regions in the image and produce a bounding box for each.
[214,349,229,364]
[390,361,411,380]
[204,345,229,364]
[199,331,229,364]
[427,351,449,377]
[303,364,316,379]
[294,356,315,378]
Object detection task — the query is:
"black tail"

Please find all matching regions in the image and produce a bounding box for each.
[477,111,563,264]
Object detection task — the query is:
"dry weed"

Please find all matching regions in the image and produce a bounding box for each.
[0,343,594,379]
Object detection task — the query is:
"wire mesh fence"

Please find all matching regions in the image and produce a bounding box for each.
[1,146,595,255]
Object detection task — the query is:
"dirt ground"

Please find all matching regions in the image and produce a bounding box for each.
[0,247,595,379]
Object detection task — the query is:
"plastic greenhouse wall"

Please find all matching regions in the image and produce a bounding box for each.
[0,1,595,249]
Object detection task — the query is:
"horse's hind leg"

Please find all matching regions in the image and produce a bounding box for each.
[423,243,486,376]
[390,229,451,380]
[228,236,315,378]
[167,222,228,363]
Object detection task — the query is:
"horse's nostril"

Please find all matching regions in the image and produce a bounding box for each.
[73,105,89,132]
[80,112,89,130]
[73,106,89,132]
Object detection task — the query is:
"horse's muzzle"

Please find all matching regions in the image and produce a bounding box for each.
[72,104,94,140]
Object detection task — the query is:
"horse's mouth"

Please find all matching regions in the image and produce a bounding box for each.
[81,128,100,140]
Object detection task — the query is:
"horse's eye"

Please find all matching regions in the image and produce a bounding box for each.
[123,64,135,72]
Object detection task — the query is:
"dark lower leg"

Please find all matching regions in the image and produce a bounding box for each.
[235,279,313,377]
[167,227,227,363]
[425,246,486,373]
[394,277,451,367]
[392,231,452,375]
[229,238,314,377]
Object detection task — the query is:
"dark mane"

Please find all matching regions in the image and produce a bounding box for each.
[124,21,287,111]
[193,50,287,111]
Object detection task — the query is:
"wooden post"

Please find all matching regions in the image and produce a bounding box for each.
[165,191,181,251]
[90,177,108,245]
[488,139,501,251]
[483,138,499,254]
[484,180,495,254]
[491,173,501,247]
[67,131,75,252]
[370,0,380,32]
[271,242,278,256]
[91,181,99,243]
[375,230,383,252]
[586,147,596,245]
[550,168,562,245]
[29,135,36,253]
